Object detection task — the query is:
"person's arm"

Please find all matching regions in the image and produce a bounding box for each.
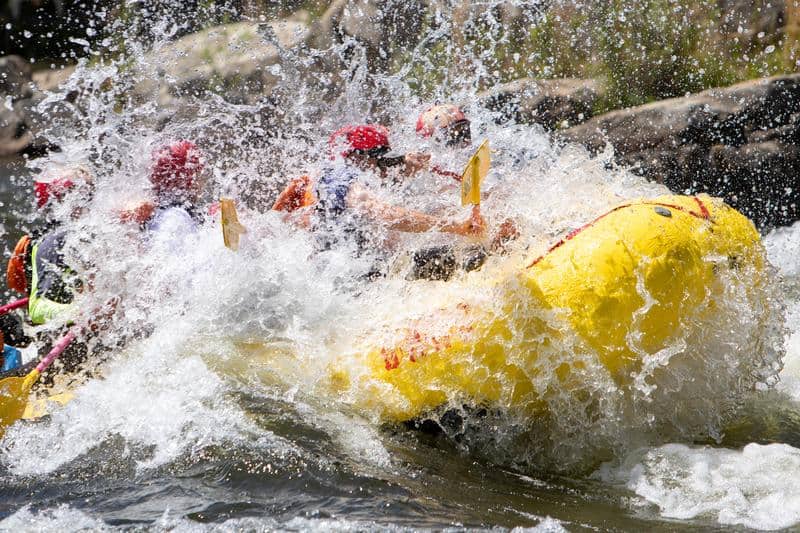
[347,185,484,236]
[119,200,155,226]
[85,296,120,333]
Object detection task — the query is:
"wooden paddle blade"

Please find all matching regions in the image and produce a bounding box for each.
[461,139,490,206]
[0,369,38,437]
[220,197,247,251]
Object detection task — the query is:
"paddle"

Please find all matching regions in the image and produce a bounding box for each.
[220,197,247,251]
[460,139,489,228]
[0,298,28,317]
[461,139,489,206]
[0,329,76,436]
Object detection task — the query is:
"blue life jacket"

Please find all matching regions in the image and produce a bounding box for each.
[2,344,22,372]
[315,165,359,219]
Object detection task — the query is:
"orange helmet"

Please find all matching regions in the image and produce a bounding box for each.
[416,104,471,146]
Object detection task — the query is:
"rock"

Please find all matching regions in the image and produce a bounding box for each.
[0,19,312,157]
[0,54,45,156]
[718,0,785,46]
[32,65,76,93]
[480,78,603,130]
[562,74,800,229]
[132,20,309,107]
[309,0,427,72]
[0,55,33,100]
[0,106,32,156]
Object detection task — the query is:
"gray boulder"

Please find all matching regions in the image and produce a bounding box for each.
[562,74,800,229]
[309,0,427,72]
[0,55,33,100]
[132,20,309,107]
[0,54,47,156]
[480,78,603,130]
[0,106,33,156]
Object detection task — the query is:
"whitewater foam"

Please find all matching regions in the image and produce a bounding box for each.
[600,442,800,530]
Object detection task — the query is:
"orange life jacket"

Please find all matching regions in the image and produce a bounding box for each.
[272,175,317,212]
[7,235,31,294]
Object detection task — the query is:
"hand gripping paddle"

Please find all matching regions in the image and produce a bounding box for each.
[0,329,76,437]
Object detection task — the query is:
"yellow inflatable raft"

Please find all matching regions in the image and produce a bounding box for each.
[330,194,766,422]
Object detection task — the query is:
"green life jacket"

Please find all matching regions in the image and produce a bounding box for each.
[28,231,78,325]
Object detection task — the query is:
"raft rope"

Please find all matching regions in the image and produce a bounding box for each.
[526,197,712,269]
[431,165,462,182]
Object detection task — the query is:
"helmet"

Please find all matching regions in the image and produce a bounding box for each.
[328,124,390,160]
[33,166,93,209]
[416,104,471,146]
[149,140,204,197]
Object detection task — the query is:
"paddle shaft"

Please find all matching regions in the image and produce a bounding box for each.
[35,330,76,374]
[0,298,28,316]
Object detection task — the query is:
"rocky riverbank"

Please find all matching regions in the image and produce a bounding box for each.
[481,74,800,229]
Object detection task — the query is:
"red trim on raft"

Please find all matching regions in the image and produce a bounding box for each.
[525,197,712,269]
[694,196,711,218]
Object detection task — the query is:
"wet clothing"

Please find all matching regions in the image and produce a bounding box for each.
[406,244,488,281]
[28,230,81,325]
[2,344,21,372]
[145,204,203,252]
[147,204,202,233]
[313,166,376,253]
[315,166,359,219]
[7,234,32,294]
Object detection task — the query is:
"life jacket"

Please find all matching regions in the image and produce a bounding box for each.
[1,344,21,372]
[7,235,32,295]
[28,231,79,325]
[315,166,359,219]
[272,175,317,212]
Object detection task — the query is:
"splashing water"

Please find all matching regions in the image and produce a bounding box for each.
[0,1,794,530]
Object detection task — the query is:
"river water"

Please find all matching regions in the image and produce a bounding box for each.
[1,4,800,532]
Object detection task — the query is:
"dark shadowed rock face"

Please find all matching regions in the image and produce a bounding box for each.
[561,74,800,229]
[480,78,603,131]
[0,55,43,156]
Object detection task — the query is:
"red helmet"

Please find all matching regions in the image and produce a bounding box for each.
[149,140,204,197]
[328,124,390,160]
[34,166,93,209]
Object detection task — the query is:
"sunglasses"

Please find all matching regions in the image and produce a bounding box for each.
[352,146,406,168]
[441,119,472,146]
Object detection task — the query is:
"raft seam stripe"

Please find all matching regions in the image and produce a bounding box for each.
[525,198,711,269]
